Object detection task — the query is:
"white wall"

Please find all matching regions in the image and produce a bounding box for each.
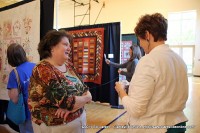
[54,0,200,75]
[55,0,200,34]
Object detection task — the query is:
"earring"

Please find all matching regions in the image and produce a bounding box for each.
[147,39,150,47]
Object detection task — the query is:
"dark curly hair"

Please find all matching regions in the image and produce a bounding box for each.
[134,13,168,42]
[7,43,28,67]
[38,30,71,60]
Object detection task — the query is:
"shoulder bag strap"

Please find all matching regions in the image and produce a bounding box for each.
[13,68,22,94]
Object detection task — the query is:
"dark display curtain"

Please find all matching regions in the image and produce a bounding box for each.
[61,22,120,106]
[40,0,54,39]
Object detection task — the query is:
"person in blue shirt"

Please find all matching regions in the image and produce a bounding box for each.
[7,43,35,133]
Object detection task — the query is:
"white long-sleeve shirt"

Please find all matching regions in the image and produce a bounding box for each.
[122,44,188,133]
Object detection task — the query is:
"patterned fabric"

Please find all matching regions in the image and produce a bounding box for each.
[28,60,88,126]
[69,28,104,84]
[0,0,40,100]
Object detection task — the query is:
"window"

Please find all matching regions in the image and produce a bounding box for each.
[167,10,196,45]
[167,10,196,74]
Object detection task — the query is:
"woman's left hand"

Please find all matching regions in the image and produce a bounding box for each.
[55,108,70,121]
[84,91,92,103]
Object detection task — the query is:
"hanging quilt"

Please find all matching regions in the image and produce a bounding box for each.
[69,28,104,84]
[0,1,40,100]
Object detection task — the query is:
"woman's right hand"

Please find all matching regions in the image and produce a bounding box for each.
[55,108,70,121]
[105,59,110,64]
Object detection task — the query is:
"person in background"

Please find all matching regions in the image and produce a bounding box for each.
[7,43,35,133]
[115,13,188,133]
[105,45,141,82]
[28,30,92,133]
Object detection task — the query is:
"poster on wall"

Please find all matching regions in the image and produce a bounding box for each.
[121,34,138,63]
[0,1,40,99]
[69,28,104,84]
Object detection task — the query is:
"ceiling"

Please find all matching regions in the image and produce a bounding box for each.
[0,0,23,8]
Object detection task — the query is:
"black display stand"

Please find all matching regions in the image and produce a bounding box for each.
[111,105,124,109]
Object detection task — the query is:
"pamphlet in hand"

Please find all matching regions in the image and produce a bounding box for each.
[104,54,107,60]
[120,80,130,87]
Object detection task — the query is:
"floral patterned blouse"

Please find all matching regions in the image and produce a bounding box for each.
[28,60,88,126]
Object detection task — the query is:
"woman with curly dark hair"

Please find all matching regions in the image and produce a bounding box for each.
[28,30,92,133]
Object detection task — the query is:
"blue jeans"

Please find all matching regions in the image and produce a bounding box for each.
[19,119,34,133]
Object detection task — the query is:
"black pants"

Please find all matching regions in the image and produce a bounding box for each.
[0,100,20,132]
[166,121,186,133]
